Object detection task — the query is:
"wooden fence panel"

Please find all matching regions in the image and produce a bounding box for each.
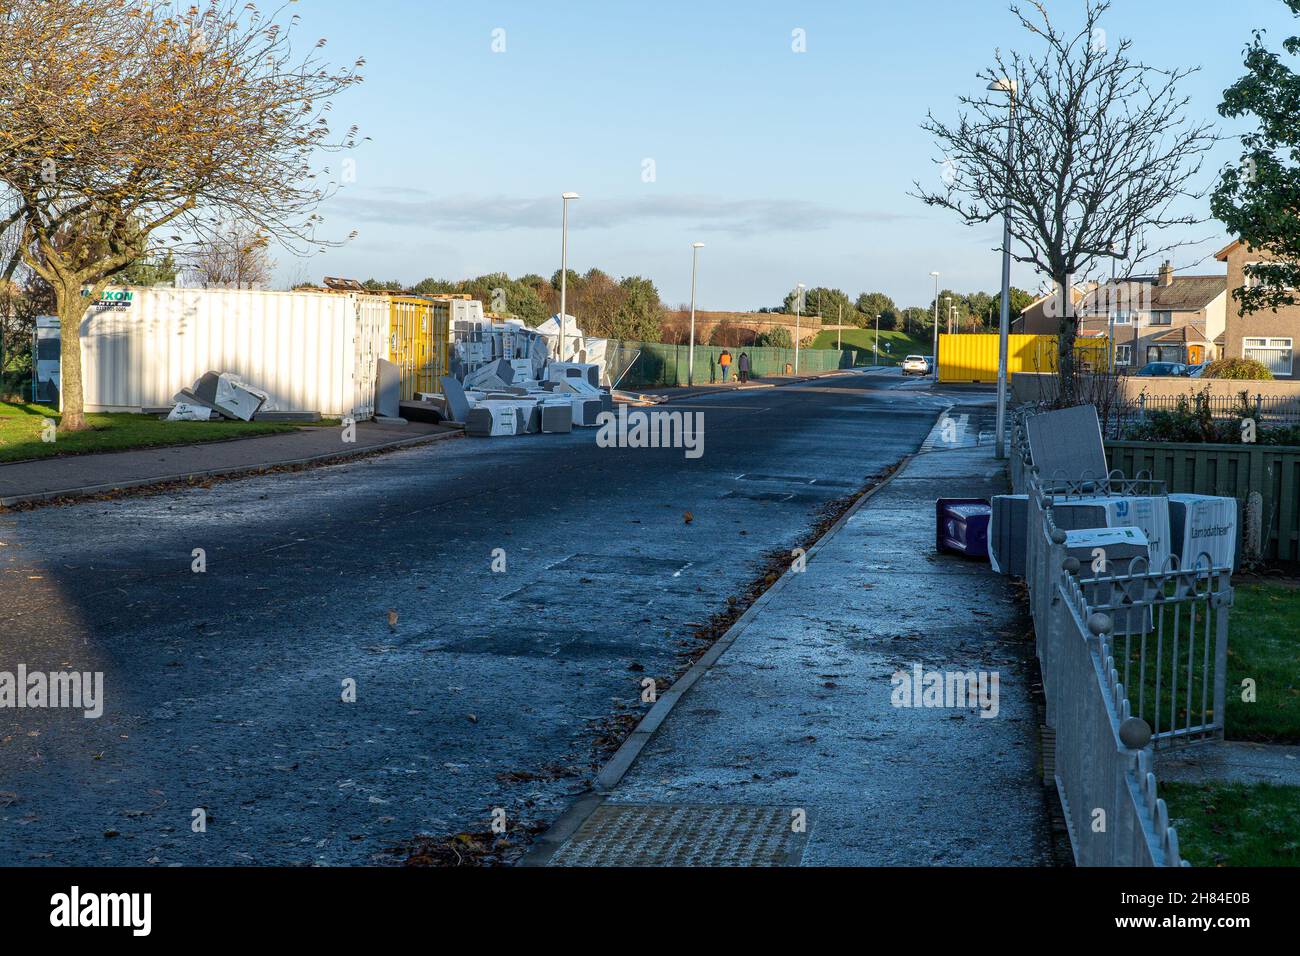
[1106,440,1300,561]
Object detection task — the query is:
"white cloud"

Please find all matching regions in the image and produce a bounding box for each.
[327,192,908,236]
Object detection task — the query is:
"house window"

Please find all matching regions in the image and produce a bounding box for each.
[1244,337,1294,377]
[1147,345,1184,365]
[1149,311,1173,326]
[1115,343,1132,366]
[1244,261,1296,291]
[1113,311,1133,325]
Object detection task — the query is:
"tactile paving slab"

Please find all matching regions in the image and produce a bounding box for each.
[548,804,808,867]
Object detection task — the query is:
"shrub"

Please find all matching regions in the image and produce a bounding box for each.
[0,369,31,403]
[1119,390,1300,445]
[1202,357,1274,380]
[754,326,792,348]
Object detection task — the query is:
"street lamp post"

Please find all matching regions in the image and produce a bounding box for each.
[688,242,704,386]
[1107,242,1120,371]
[794,283,805,375]
[558,192,580,362]
[989,76,1017,461]
[874,313,881,365]
[930,271,940,380]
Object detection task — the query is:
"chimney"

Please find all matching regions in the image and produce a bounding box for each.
[1158,261,1174,286]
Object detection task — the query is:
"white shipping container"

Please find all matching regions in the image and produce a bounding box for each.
[79,287,388,418]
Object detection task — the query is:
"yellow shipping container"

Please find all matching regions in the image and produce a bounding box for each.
[938,334,1110,383]
[389,297,450,400]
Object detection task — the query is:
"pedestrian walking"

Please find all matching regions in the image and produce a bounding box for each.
[719,349,733,382]
[737,351,750,384]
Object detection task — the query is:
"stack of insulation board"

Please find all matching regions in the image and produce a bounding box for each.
[441,315,613,438]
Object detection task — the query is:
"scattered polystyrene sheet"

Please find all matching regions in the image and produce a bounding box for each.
[1063,526,1156,633]
[989,494,1028,576]
[375,359,402,419]
[541,403,573,434]
[1026,404,1108,484]
[573,397,604,427]
[440,376,471,423]
[466,403,517,437]
[1063,526,1150,568]
[174,371,269,421]
[167,402,214,422]
[1168,494,1238,571]
[1052,495,1172,572]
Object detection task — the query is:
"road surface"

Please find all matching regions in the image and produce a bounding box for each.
[0,370,966,865]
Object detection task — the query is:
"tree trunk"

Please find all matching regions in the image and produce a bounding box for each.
[55,284,88,431]
[1056,277,1078,407]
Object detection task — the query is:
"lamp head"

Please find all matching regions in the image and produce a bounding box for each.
[561,192,580,200]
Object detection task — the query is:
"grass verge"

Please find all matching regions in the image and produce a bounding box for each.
[1162,780,1300,867]
[0,401,311,464]
[809,327,932,365]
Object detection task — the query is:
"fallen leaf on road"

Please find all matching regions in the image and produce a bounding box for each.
[683,511,693,524]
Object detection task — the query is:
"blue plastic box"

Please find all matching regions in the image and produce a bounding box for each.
[936,498,992,559]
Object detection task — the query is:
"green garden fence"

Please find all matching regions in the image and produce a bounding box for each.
[1106,439,1300,561]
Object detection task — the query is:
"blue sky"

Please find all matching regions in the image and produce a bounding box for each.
[289,0,1300,310]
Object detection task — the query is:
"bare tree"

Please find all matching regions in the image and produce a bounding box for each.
[914,0,1217,402]
[0,0,363,429]
[189,221,276,290]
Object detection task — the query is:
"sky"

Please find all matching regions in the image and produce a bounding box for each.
[282,0,1300,311]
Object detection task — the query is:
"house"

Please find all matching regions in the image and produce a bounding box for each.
[1075,263,1226,370]
[1214,240,1300,378]
[1012,282,1093,334]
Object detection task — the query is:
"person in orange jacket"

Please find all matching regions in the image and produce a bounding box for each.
[719,349,732,382]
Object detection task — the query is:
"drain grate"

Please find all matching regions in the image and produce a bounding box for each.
[548,804,808,867]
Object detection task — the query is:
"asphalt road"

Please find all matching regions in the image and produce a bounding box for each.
[0,369,959,865]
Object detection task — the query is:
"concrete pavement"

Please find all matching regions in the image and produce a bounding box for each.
[1158,741,1300,786]
[530,426,1055,866]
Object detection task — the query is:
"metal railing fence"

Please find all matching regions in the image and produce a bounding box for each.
[1013,407,1233,865]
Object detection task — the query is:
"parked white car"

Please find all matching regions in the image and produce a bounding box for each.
[902,354,931,376]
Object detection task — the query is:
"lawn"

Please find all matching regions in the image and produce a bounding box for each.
[1162,781,1300,867]
[0,401,306,464]
[1106,579,1299,745]
[1223,582,1300,743]
[810,327,932,366]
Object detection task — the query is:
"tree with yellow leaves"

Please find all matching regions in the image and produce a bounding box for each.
[0,0,363,429]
